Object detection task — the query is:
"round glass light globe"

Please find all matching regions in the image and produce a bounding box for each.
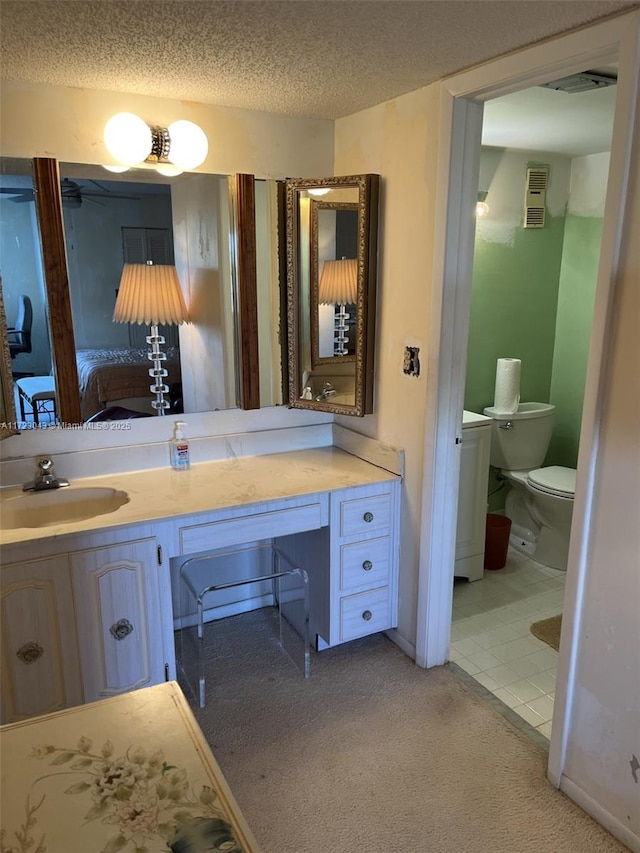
[167,120,208,170]
[102,164,130,174]
[104,113,151,166]
[476,201,490,218]
[155,163,183,177]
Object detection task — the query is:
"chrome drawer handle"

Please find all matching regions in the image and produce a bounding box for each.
[362,610,372,621]
[363,512,374,523]
[362,560,373,571]
[110,618,134,641]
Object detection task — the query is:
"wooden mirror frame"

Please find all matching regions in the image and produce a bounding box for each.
[285,174,379,417]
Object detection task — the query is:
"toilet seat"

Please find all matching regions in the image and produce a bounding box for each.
[528,465,575,498]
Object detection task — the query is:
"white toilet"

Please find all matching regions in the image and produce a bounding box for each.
[482,402,575,571]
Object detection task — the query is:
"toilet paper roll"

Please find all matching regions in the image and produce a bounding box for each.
[493,358,521,414]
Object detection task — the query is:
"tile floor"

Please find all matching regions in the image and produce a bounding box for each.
[450,547,566,739]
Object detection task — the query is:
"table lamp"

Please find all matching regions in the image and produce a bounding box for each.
[113,261,189,414]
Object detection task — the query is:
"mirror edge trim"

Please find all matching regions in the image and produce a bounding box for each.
[0,280,18,439]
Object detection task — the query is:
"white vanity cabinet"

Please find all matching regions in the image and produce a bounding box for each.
[0,529,173,724]
[330,482,399,644]
[274,480,400,648]
[1,446,403,721]
[1,555,83,722]
[69,537,167,703]
[455,411,492,581]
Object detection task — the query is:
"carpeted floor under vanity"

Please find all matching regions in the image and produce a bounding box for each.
[178,609,623,853]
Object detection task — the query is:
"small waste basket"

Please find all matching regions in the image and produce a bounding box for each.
[484,513,512,571]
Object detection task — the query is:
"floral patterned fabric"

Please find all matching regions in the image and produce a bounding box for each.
[0,683,257,853]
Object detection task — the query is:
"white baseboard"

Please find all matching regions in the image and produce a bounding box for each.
[560,775,640,852]
[385,628,416,660]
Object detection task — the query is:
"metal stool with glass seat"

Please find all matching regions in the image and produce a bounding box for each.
[177,544,310,708]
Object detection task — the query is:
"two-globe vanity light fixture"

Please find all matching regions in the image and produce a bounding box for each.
[113,262,189,415]
[103,112,208,174]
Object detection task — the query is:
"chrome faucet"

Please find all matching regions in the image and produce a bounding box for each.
[23,457,70,492]
[315,382,337,402]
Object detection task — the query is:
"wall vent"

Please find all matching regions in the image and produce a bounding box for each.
[524,166,549,229]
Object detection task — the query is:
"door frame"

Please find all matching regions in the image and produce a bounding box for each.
[415,7,640,791]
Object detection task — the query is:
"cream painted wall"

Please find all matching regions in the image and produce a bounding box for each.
[562,115,640,840]
[0,82,333,179]
[334,87,441,647]
[336,28,640,843]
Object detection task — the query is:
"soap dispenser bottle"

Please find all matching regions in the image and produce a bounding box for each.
[170,421,190,470]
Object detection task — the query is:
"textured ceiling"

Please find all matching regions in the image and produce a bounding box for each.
[0,0,636,120]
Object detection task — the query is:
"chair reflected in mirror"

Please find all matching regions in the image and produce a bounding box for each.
[7,294,32,361]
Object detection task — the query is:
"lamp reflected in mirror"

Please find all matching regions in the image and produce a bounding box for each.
[113,261,189,415]
[318,258,357,356]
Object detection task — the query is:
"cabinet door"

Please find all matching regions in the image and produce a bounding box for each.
[1,556,83,722]
[70,538,165,703]
[456,425,491,561]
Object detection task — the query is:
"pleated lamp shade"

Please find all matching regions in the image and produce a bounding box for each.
[318,258,358,305]
[113,263,189,325]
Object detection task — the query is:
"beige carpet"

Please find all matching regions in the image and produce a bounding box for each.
[531,614,563,651]
[180,610,625,853]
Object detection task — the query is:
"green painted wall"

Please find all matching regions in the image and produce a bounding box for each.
[464,212,567,416]
[465,150,606,504]
[547,214,603,467]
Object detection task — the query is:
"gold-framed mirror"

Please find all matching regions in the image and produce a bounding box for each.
[285,174,379,416]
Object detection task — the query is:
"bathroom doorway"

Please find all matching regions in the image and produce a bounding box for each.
[414,12,639,789]
[449,78,615,740]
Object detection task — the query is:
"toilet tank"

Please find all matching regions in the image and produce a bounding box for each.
[482,402,555,470]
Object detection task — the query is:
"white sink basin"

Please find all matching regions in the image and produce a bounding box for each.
[1,487,130,529]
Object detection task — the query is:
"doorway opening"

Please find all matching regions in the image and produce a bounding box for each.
[415,12,639,793]
[450,76,615,740]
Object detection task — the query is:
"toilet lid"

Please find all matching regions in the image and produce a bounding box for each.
[528,466,576,498]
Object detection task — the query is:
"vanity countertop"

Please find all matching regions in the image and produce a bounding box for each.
[0,446,398,547]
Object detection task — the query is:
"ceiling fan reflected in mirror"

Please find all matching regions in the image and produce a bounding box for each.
[0,177,141,208]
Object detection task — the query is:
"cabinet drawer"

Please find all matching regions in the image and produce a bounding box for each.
[180,501,324,554]
[340,537,391,592]
[339,493,391,538]
[339,587,391,642]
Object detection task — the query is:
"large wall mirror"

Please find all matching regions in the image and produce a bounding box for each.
[0,157,285,431]
[286,174,379,416]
